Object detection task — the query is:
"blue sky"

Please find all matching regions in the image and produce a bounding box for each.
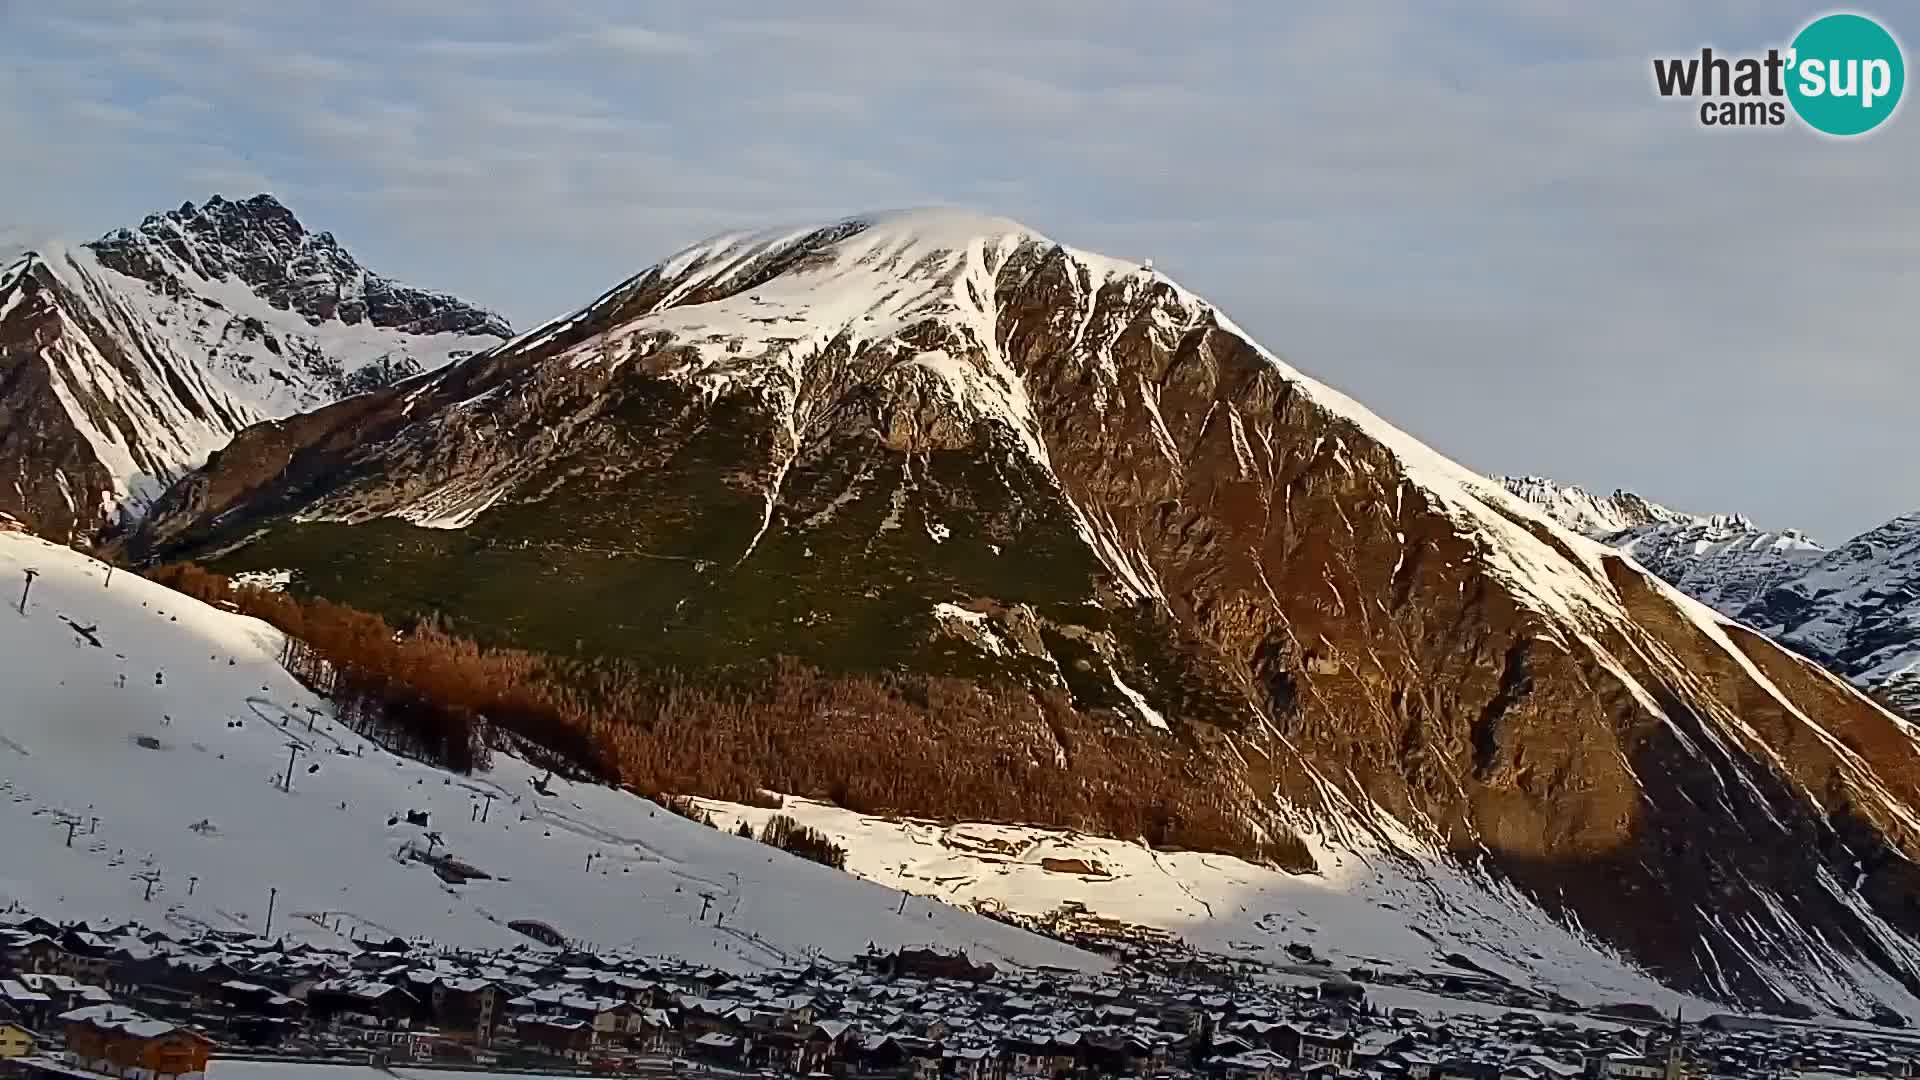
[1,1,1914,540]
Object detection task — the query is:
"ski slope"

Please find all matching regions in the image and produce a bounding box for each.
[0,531,1096,973]
[692,796,1703,1012]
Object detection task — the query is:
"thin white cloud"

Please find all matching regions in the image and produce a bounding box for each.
[594,24,703,56]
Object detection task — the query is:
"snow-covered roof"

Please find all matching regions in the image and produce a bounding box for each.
[0,980,52,1004]
[314,977,409,1001]
[58,1004,184,1040]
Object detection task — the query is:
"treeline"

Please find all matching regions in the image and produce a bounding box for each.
[661,796,716,826]
[148,562,609,780]
[754,814,847,870]
[660,799,846,870]
[144,562,1313,871]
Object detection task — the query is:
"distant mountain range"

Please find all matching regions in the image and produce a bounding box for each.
[1500,476,1920,716]
[0,194,509,541]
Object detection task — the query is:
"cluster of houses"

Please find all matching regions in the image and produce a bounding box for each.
[4,908,1920,1080]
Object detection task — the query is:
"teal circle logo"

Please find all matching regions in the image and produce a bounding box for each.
[1787,12,1905,136]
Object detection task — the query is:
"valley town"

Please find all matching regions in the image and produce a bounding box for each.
[3,905,1918,1080]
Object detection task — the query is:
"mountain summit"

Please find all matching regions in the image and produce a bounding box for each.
[0,195,510,540]
[90,194,510,338]
[136,208,1920,1014]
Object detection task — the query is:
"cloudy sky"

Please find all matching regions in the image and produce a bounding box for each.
[1,1,1913,540]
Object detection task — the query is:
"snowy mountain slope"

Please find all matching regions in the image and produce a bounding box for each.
[1608,519,1828,616]
[136,209,1920,1016]
[1498,477,1920,717]
[0,195,509,542]
[0,529,1095,973]
[692,796,1701,1011]
[1497,475,1828,616]
[1496,475,1701,537]
[1746,514,1920,718]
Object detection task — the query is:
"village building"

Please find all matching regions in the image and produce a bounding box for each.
[57,1003,213,1080]
[0,1020,39,1059]
[0,903,1909,1080]
[0,933,65,979]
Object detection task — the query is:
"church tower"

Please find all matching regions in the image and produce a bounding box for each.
[1663,1006,1688,1080]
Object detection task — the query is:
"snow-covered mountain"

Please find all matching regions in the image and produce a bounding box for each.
[0,527,1093,972]
[0,195,509,542]
[129,209,1920,1016]
[1498,476,1829,617]
[1498,476,1917,716]
[1746,514,1920,718]
[1608,519,1829,617]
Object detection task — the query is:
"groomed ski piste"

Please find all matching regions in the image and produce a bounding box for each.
[0,528,1093,974]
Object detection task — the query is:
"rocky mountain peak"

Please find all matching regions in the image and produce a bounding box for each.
[1501,473,1920,726]
[1,197,512,544]
[86,193,511,339]
[1497,474,1825,625]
